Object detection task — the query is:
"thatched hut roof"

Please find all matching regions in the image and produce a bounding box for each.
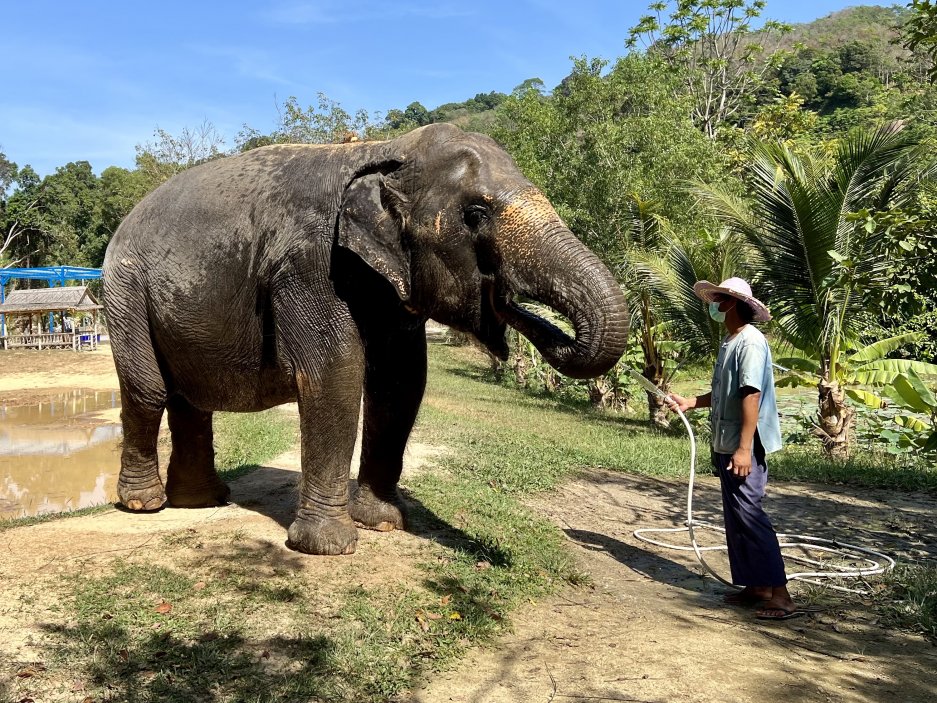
[0,286,102,314]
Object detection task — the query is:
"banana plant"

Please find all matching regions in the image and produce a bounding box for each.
[776,332,937,452]
[886,368,937,453]
[777,332,937,396]
[696,122,937,458]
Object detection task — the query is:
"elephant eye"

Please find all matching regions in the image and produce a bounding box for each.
[463,205,490,230]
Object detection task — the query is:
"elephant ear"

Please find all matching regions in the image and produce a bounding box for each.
[337,169,410,301]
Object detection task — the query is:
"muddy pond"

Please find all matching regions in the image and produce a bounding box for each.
[0,390,122,520]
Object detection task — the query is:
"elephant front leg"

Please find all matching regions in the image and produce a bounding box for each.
[350,325,427,532]
[286,362,365,556]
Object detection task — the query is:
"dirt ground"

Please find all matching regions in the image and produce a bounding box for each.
[1,348,936,702]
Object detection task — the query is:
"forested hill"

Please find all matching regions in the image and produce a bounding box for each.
[783,5,905,51]
[423,5,913,132]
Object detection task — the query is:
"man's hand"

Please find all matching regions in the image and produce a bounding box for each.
[665,393,694,413]
[728,446,752,478]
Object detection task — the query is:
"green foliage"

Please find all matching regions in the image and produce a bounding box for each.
[882,562,937,640]
[846,204,937,362]
[236,94,377,150]
[878,368,937,453]
[494,53,730,256]
[628,0,791,138]
[635,227,750,359]
[213,409,298,480]
[698,123,932,376]
[135,120,226,188]
[697,122,936,457]
[512,78,545,97]
[903,0,937,82]
[0,148,17,193]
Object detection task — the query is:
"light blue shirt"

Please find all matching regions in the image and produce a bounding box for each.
[710,325,783,455]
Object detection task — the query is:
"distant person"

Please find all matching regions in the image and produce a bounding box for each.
[666,277,800,620]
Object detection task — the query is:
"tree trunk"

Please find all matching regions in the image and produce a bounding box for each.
[512,347,528,387]
[588,377,613,409]
[642,362,670,430]
[816,380,854,460]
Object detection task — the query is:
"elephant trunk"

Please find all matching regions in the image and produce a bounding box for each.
[495,190,629,379]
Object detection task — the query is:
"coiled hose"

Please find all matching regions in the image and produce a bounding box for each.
[628,370,894,594]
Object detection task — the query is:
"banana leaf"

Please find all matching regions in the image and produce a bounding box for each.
[845,388,887,409]
[851,359,937,385]
[888,371,937,413]
[894,414,931,433]
[776,357,821,374]
[847,332,924,363]
[923,431,937,453]
[905,369,937,408]
[777,370,819,388]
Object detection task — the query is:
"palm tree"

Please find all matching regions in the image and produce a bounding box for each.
[614,195,674,427]
[696,121,936,458]
[635,227,750,361]
[617,197,752,426]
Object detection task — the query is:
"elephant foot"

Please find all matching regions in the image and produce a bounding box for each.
[118,481,167,512]
[350,483,407,532]
[286,515,358,555]
[166,477,231,508]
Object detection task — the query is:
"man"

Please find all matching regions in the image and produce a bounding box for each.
[666,277,800,620]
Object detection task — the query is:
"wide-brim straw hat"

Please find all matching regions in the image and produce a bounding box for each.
[692,277,772,322]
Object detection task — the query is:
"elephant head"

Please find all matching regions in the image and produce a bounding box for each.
[337,123,628,379]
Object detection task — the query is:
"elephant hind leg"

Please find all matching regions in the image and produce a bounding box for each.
[112,315,168,512]
[165,395,230,508]
[117,392,167,511]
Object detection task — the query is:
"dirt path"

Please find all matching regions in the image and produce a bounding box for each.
[2,348,935,702]
[0,348,120,405]
[410,471,937,703]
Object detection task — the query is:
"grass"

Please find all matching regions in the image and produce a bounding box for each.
[213,408,298,480]
[7,343,935,702]
[881,563,937,640]
[769,445,937,491]
[0,503,114,532]
[416,348,691,492]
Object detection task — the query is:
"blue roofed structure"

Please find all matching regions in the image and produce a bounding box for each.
[0,266,103,288]
[0,266,103,342]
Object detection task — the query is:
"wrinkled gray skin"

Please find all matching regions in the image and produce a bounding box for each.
[104,123,628,555]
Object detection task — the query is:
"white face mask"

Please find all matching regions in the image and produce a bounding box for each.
[709,301,727,323]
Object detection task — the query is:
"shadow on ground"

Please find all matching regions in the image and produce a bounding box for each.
[9,466,516,703]
[230,467,515,567]
[527,467,937,703]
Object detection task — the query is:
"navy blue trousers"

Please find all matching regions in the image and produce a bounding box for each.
[712,436,787,587]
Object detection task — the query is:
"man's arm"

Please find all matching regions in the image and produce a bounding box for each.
[729,387,761,478]
[666,391,711,413]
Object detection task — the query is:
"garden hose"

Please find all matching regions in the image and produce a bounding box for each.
[627,370,895,595]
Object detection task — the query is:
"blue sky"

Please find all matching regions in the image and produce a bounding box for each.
[4,0,864,178]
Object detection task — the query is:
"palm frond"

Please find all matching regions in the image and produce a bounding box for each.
[699,124,930,368]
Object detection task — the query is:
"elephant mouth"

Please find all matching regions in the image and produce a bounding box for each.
[480,280,576,364]
[478,280,510,360]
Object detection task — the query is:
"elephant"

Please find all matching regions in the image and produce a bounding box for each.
[103,123,629,555]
